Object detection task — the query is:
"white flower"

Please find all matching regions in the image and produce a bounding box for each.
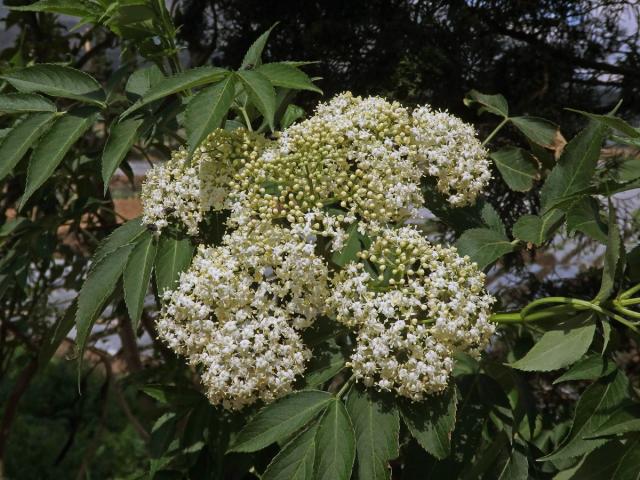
[328,226,495,400]
[412,105,491,206]
[157,223,329,410]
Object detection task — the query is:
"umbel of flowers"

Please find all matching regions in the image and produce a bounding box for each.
[144,92,495,410]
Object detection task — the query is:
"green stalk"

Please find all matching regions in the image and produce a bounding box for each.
[482,117,509,146]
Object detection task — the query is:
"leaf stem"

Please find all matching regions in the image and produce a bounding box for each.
[336,375,355,399]
[620,283,640,300]
[482,117,509,146]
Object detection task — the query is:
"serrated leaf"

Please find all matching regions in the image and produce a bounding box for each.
[75,243,135,365]
[262,424,318,480]
[0,93,56,113]
[346,387,399,480]
[480,203,506,236]
[0,112,55,181]
[464,90,509,117]
[490,147,537,192]
[92,218,147,267]
[21,107,99,208]
[303,339,347,389]
[566,197,608,243]
[102,116,144,190]
[455,228,515,269]
[241,23,278,69]
[237,69,276,131]
[150,412,180,458]
[121,66,229,118]
[495,441,528,480]
[566,108,640,138]
[229,390,332,453]
[257,63,322,94]
[512,210,563,246]
[9,0,102,17]
[594,200,623,303]
[155,237,194,295]
[125,64,164,100]
[314,399,356,480]
[558,437,640,480]
[540,121,607,212]
[541,370,630,462]
[281,104,305,129]
[553,355,616,384]
[185,74,236,155]
[588,404,640,437]
[511,313,596,372]
[400,386,457,460]
[1,64,105,107]
[123,232,156,329]
[510,116,558,147]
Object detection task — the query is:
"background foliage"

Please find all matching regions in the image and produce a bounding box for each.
[1,1,639,479]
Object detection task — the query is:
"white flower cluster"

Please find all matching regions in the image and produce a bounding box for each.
[157,223,329,410]
[152,93,495,408]
[141,128,268,235]
[328,226,495,400]
[412,106,491,206]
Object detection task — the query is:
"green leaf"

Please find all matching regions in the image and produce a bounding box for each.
[464,90,509,117]
[38,300,77,372]
[150,412,180,458]
[566,108,640,138]
[155,237,194,295]
[229,390,332,453]
[510,116,558,147]
[101,116,144,190]
[237,70,276,131]
[123,232,157,329]
[121,66,229,118]
[566,197,608,243]
[510,313,596,372]
[541,370,630,462]
[594,200,623,303]
[455,228,515,269]
[185,74,236,155]
[262,424,318,480]
[0,93,56,113]
[21,107,100,208]
[346,387,399,480]
[553,355,616,384]
[495,441,529,480]
[558,437,640,480]
[257,63,322,94]
[0,64,105,107]
[512,210,564,246]
[9,0,103,17]
[92,218,147,267]
[400,386,457,460]
[125,64,164,100]
[281,104,305,129]
[75,243,135,364]
[0,112,55,181]
[481,203,506,236]
[241,23,278,69]
[589,404,640,437]
[490,148,538,192]
[303,339,347,389]
[540,121,607,212]
[314,399,356,480]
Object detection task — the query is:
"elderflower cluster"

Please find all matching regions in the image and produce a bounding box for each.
[412,106,491,206]
[156,223,329,410]
[328,226,495,400]
[141,128,268,235]
[229,93,423,245]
